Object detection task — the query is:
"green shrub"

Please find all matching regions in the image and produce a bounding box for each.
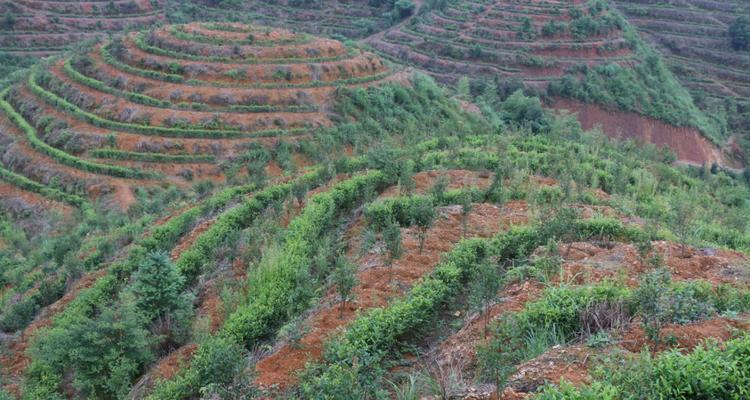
[222,171,390,346]
[537,335,750,399]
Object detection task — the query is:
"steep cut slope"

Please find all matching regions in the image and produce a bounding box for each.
[0,22,393,210]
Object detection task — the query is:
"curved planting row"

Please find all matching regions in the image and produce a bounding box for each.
[365,0,730,159]
[0,0,165,64]
[367,0,635,85]
[0,22,393,210]
[18,167,340,399]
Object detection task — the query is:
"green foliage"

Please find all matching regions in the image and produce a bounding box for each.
[365,195,435,230]
[0,90,157,180]
[27,299,153,398]
[146,336,254,400]
[548,43,723,142]
[479,282,630,389]
[0,162,88,208]
[29,71,297,139]
[537,335,750,399]
[298,238,489,397]
[500,90,550,133]
[332,254,358,316]
[88,148,216,163]
[729,16,750,51]
[130,251,189,320]
[222,171,390,347]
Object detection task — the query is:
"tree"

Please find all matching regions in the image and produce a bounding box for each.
[398,161,416,196]
[382,220,403,280]
[669,190,697,257]
[394,0,415,19]
[457,76,471,100]
[131,251,185,319]
[38,301,154,398]
[130,251,192,345]
[430,176,449,204]
[729,16,750,51]
[332,255,358,317]
[486,167,505,204]
[1,13,15,30]
[469,262,502,338]
[459,192,473,237]
[410,198,436,253]
[500,90,548,133]
[635,269,671,351]
[292,182,308,207]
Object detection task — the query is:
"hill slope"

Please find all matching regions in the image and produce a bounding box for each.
[0,22,393,210]
[613,0,750,161]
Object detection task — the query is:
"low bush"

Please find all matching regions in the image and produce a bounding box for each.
[536,334,750,399]
[88,148,216,163]
[222,170,391,346]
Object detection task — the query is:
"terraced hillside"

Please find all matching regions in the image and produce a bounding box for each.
[613,0,750,156]
[368,0,632,87]
[0,22,393,210]
[0,0,166,74]
[0,51,749,399]
[172,0,405,39]
[364,0,741,166]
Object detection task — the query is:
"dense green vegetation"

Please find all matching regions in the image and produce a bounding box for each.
[1,6,750,397]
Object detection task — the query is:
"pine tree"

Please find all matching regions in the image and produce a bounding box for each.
[131,251,185,320]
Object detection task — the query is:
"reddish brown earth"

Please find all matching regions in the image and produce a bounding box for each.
[252,170,510,391]
[554,99,737,167]
[254,202,506,391]
[621,316,750,353]
[0,182,73,216]
[560,240,750,287]
[500,315,750,400]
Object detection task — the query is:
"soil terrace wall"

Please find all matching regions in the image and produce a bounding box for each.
[553,99,738,168]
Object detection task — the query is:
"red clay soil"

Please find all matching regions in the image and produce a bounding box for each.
[138,173,349,390]
[254,202,506,391]
[553,99,739,168]
[498,315,750,400]
[621,316,750,353]
[149,343,199,382]
[560,240,750,288]
[503,343,593,399]
[170,217,216,261]
[0,198,209,394]
[0,182,73,216]
[434,280,545,376]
